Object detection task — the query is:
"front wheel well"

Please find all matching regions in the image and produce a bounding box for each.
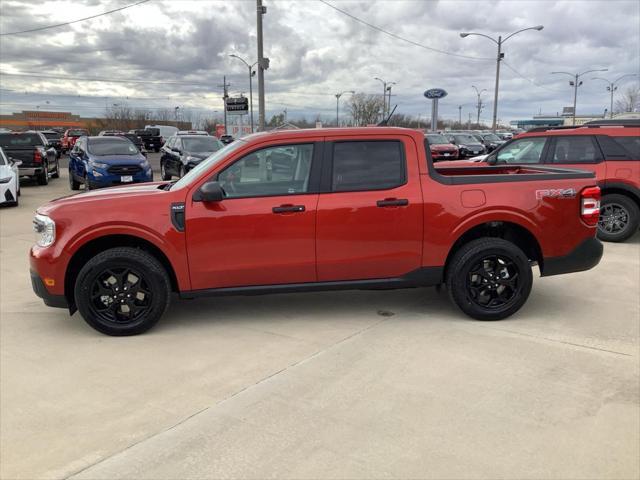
[444,221,542,279]
[64,235,179,311]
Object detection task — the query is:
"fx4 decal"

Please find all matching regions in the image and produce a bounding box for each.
[536,188,577,200]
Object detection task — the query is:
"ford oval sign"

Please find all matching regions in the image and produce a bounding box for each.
[424,88,448,99]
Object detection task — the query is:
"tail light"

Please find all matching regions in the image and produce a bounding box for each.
[33,149,42,164]
[581,186,601,226]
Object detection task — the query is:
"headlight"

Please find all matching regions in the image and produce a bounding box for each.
[459,145,468,149]
[185,156,201,164]
[91,161,109,169]
[139,160,150,169]
[33,214,56,247]
[0,176,12,184]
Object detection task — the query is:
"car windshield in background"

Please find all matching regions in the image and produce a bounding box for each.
[87,138,139,156]
[426,134,451,145]
[453,135,479,144]
[42,132,60,140]
[145,128,160,136]
[69,130,88,136]
[483,134,502,141]
[183,137,223,152]
[0,133,43,147]
[172,139,246,190]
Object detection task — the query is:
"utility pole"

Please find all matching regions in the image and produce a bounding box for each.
[256,0,267,131]
[458,105,462,126]
[218,76,230,134]
[461,25,544,131]
[472,85,486,126]
[552,68,608,125]
[592,74,638,119]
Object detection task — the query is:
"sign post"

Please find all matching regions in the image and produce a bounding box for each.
[424,88,448,132]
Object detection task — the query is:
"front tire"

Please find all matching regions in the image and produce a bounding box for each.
[69,169,80,190]
[446,238,533,321]
[597,194,639,243]
[74,247,171,336]
[51,158,60,178]
[160,160,171,181]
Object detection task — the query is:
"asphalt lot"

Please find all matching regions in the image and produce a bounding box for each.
[1,153,639,479]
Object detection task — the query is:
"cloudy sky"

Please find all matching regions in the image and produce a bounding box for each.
[0,0,638,125]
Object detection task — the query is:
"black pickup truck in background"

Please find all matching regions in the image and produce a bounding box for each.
[38,130,63,159]
[0,132,59,185]
[130,128,163,152]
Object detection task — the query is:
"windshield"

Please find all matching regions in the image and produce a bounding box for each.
[68,130,88,137]
[426,134,450,145]
[482,134,501,141]
[87,138,139,156]
[42,132,60,140]
[183,137,223,152]
[0,133,43,147]
[453,135,478,144]
[172,139,246,190]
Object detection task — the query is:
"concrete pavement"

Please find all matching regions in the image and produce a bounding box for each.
[1,155,638,479]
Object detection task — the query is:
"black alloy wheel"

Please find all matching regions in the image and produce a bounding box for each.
[74,247,171,335]
[447,237,533,321]
[597,194,639,242]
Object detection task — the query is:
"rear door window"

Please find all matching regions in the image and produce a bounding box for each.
[611,136,640,159]
[549,136,602,163]
[331,141,405,192]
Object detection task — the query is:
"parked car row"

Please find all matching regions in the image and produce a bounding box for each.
[425,130,514,160]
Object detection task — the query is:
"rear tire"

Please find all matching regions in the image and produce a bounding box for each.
[51,158,60,179]
[160,160,171,181]
[597,194,639,243]
[74,247,171,336]
[446,238,533,321]
[36,164,49,185]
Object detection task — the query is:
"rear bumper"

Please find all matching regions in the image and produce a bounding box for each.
[19,167,43,176]
[30,270,68,308]
[541,237,603,277]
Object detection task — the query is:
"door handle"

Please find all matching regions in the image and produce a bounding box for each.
[376,198,409,207]
[273,204,305,214]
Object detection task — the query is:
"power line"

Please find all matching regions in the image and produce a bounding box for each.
[0,0,152,36]
[502,61,565,93]
[317,0,492,61]
[0,71,211,86]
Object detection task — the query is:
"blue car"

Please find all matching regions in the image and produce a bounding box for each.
[69,136,153,190]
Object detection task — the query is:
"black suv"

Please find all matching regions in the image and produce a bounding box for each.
[130,128,162,152]
[160,135,223,179]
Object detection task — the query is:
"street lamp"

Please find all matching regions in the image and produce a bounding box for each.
[460,25,544,131]
[471,85,487,125]
[591,74,638,119]
[551,68,608,125]
[374,77,395,119]
[335,90,355,127]
[229,54,258,132]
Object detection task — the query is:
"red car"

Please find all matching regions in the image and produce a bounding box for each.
[440,121,639,242]
[30,127,602,335]
[425,133,459,160]
[61,128,89,153]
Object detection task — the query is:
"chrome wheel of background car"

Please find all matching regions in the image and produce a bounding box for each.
[88,267,153,325]
[598,203,629,234]
[466,255,521,309]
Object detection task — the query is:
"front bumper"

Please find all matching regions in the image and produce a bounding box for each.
[30,270,68,308]
[87,170,153,189]
[541,237,603,277]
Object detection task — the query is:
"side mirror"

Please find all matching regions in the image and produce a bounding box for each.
[173,148,182,155]
[486,155,498,165]
[11,159,22,167]
[195,181,224,202]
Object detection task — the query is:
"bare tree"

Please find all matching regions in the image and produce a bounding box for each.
[348,93,385,126]
[614,85,640,114]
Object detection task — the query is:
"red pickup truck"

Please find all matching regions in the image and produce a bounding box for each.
[30,127,603,335]
[61,128,89,154]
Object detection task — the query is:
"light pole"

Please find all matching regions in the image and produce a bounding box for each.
[230,54,258,132]
[374,77,395,119]
[335,90,355,127]
[592,74,638,119]
[458,105,462,126]
[471,85,487,126]
[460,25,544,131]
[552,68,608,125]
